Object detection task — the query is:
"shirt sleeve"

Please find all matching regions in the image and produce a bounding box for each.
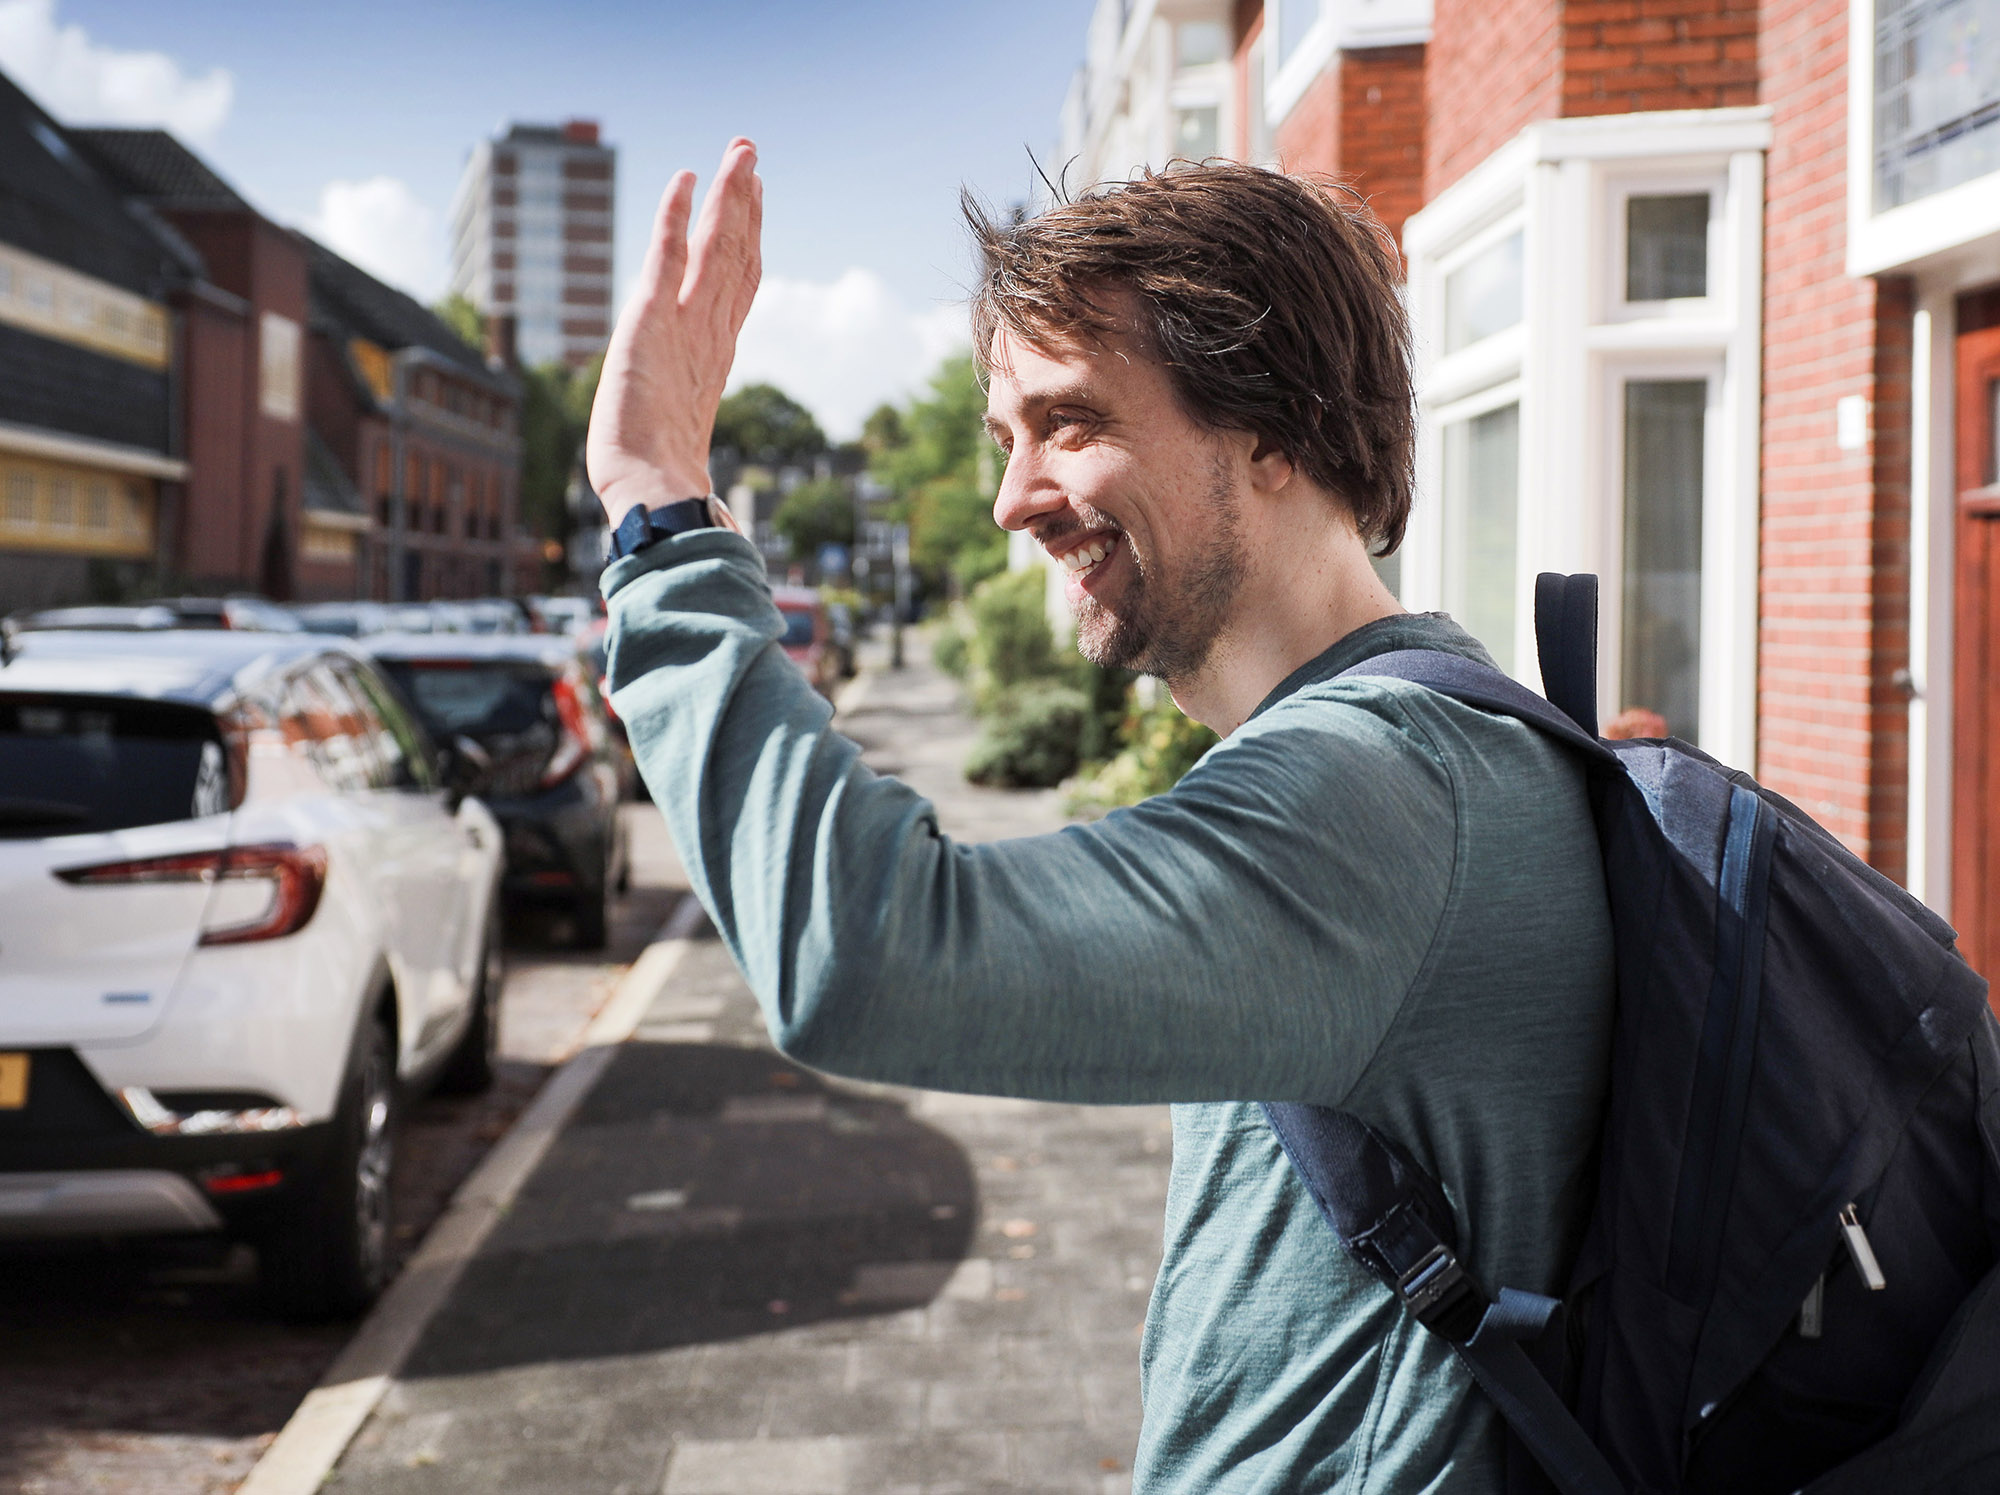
[602,530,1458,1106]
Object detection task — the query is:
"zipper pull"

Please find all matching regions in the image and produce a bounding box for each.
[1840,1204,1887,1291]
[1797,1273,1825,1339]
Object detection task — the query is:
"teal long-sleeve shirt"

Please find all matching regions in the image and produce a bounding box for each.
[603,529,1614,1494]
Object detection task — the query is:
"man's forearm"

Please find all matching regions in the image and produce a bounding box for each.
[603,533,1456,1106]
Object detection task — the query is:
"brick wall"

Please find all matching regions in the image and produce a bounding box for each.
[1274,60,1342,174]
[1426,0,1562,199]
[1562,0,1758,117]
[1756,0,1910,877]
[1427,0,1759,199]
[1340,45,1427,244]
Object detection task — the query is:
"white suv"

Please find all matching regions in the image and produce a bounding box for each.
[0,629,503,1316]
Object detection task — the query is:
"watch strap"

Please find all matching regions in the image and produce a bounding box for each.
[607,496,718,560]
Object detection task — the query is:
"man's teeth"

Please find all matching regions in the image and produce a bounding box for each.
[1059,536,1116,575]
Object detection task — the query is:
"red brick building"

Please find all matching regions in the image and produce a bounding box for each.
[61,125,524,605]
[1062,0,2000,975]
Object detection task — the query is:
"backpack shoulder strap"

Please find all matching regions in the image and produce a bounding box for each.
[1262,1102,1626,1495]
[1535,573,1601,738]
[1336,648,1615,767]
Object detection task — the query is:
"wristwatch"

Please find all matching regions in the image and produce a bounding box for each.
[606,495,727,560]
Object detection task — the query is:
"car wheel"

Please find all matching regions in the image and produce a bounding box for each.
[437,912,503,1094]
[572,878,609,950]
[260,1012,397,1319]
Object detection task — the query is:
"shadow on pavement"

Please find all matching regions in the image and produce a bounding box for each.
[402,1042,979,1378]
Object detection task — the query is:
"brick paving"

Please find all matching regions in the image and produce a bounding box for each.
[331,636,1171,1494]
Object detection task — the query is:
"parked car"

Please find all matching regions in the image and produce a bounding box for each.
[825,599,859,680]
[8,596,303,634]
[290,601,398,637]
[772,585,839,697]
[0,629,504,1317]
[364,636,630,948]
[530,595,597,637]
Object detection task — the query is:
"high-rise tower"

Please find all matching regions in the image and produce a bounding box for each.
[449,120,614,369]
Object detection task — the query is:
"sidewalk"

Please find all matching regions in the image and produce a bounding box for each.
[327,634,1171,1495]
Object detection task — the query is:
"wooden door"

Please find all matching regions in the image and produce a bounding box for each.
[1953,288,2000,989]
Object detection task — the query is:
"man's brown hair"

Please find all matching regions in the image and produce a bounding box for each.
[967,162,1414,555]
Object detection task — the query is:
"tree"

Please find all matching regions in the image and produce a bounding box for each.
[773,477,856,560]
[433,293,485,351]
[712,383,826,465]
[869,356,1004,592]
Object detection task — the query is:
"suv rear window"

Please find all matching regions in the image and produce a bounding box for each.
[375,660,555,737]
[0,696,228,837]
[777,609,816,648]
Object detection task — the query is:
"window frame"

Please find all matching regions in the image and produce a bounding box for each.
[1401,108,1768,768]
[1848,0,2000,276]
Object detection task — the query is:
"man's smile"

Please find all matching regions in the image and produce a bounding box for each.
[1048,530,1122,580]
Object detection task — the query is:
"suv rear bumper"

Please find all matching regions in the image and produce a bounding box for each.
[0,1047,340,1237]
[0,1168,222,1238]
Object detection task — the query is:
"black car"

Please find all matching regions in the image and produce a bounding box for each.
[366,636,630,947]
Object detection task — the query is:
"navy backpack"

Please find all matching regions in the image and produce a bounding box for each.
[1265,573,2000,1495]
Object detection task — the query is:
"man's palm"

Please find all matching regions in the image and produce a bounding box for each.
[588,138,763,522]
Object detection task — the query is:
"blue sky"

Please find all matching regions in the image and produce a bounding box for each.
[0,0,1090,434]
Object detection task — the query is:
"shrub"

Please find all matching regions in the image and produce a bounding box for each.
[930,611,971,681]
[964,568,1057,694]
[964,682,1091,788]
[1065,689,1220,814]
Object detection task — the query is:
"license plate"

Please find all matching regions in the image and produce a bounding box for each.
[0,1053,26,1110]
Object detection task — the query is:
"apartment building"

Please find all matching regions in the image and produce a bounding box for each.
[0,73,189,611]
[448,120,616,370]
[1056,0,2000,978]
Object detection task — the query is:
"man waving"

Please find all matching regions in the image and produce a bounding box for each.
[588,139,1612,1494]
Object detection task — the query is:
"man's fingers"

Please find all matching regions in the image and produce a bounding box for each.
[638,172,696,308]
[683,139,760,310]
[732,168,764,328]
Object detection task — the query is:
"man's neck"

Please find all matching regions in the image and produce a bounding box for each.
[1167,517,1403,736]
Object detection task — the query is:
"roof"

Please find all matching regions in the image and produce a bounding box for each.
[302,429,365,517]
[0,629,348,709]
[67,127,250,211]
[299,233,515,393]
[0,73,196,297]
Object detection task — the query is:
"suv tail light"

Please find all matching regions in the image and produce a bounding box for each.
[57,843,328,945]
[540,673,594,788]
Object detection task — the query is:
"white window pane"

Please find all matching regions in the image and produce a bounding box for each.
[1444,232,1523,354]
[1442,403,1519,673]
[1176,106,1219,161]
[1179,20,1227,67]
[1621,380,1706,740]
[1626,194,1709,301]
[1874,0,2000,210]
[1277,0,1321,65]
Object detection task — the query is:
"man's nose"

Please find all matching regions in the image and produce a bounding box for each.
[992,448,1068,534]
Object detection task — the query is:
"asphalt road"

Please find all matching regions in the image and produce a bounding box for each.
[0,804,687,1495]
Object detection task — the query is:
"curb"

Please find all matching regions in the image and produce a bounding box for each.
[238,892,710,1495]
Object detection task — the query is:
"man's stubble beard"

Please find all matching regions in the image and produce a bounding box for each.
[1073,456,1245,684]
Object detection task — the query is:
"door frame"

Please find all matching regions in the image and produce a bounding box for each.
[1951,289,2000,980]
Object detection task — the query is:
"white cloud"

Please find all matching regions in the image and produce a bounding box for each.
[0,0,232,143]
[308,177,443,301]
[728,268,969,440]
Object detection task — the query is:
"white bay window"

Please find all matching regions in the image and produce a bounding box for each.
[1399,108,1768,769]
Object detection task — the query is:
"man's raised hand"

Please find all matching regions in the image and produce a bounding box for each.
[587,138,762,526]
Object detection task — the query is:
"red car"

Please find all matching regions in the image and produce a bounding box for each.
[771,586,838,697]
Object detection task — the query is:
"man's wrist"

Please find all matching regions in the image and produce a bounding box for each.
[598,468,714,528]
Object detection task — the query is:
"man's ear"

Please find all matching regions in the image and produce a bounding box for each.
[1245,433,1296,496]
